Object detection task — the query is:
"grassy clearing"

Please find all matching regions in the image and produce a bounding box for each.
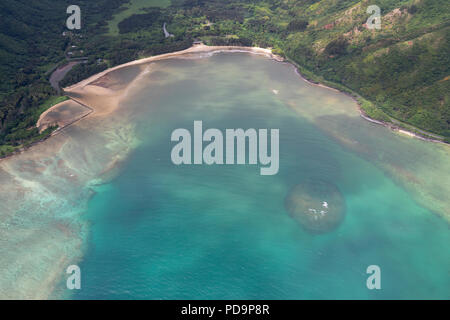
[34,95,69,119]
[107,0,171,35]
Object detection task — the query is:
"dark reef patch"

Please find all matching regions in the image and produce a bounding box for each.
[285,179,346,234]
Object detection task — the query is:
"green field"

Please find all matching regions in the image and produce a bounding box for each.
[35,95,69,117]
[107,0,171,35]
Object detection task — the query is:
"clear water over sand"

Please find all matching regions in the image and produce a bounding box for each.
[1,52,449,299]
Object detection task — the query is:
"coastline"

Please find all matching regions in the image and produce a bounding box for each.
[0,43,448,300]
[0,44,444,164]
[64,44,284,92]
[283,56,447,145]
[36,99,93,133]
[63,43,449,146]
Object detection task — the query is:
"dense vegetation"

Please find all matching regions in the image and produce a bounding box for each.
[0,0,124,154]
[0,0,449,155]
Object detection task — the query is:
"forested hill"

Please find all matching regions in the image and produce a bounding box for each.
[0,0,124,156]
[0,0,449,155]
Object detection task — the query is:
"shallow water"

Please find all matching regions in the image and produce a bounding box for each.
[56,53,450,299]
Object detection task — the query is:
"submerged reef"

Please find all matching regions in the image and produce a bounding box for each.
[285,179,346,234]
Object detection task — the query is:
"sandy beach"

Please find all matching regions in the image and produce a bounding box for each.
[62,45,283,118]
[32,45,283,138]
[35,44,444,148]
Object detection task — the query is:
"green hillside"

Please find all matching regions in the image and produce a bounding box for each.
[107,0,172,35]
[0,0,449,155]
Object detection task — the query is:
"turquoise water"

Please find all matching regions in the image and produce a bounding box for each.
[71,53,449,299]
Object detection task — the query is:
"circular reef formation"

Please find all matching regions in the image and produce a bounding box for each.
[285,179,346,234]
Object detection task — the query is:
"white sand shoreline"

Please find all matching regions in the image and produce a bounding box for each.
[64,43,444,145]
[65,44,283,92]
[57,45,284,131]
